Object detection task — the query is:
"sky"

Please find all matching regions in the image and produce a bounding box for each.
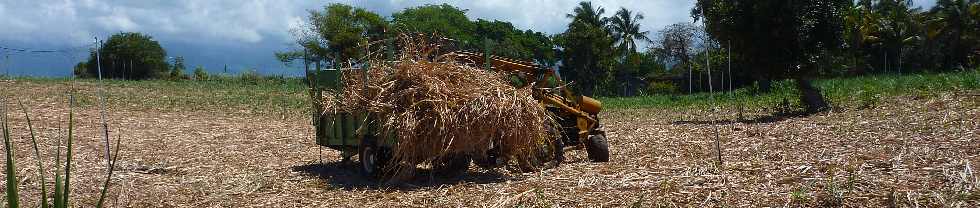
[0,0,938,77]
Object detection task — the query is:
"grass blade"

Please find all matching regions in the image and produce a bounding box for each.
[61,96,74,207]
[52,174,61,208]
[2,99,20,208]
[52,131,62,208]
[18,101,47,208]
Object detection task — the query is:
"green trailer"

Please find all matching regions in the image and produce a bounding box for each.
[305,67,404,177]
[304,41,610,178]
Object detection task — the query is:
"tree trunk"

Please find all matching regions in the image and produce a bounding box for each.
[688,64,693,94]
[795,77,829,114]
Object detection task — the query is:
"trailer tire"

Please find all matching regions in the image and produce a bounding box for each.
[359,136,388,178]
[587,134,609,162]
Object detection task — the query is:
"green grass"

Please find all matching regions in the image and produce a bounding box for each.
[9,69,979,115]
[601,70,980,110]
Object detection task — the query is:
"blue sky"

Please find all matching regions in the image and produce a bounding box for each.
[0,0,937,77]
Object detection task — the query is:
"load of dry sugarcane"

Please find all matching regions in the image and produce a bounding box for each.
[323,35,557,178]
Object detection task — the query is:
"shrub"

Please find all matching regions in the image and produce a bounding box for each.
[645,81,678,95]
[193,66,209,81]
[168,56,189,80]
[240,69,262,85]
[72,62,92,78]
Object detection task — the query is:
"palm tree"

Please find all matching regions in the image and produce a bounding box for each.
[562,1,616,95]
[567,1,607,28]
[877,0,923,73]
[928,0,979,68]
[610,8,652,56]
[844,3,877,73]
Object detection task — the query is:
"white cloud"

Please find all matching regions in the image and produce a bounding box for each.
[97,9,139,31]
[345,0,696,35]
[2,0,941,76]
[0,0,313,46]
[0,0,944,47]
[0,0,700,47]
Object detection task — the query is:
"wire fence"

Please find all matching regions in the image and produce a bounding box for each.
[0,42,94,79]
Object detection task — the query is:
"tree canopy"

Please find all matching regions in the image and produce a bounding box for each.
[282,0,978,100]
[80,32,169,80]
[694,0,850,113]
[610,8,652,55]
[558,2,617,96]
[298,3,388,67]
[391,4,474,43]
[390,4,557,65]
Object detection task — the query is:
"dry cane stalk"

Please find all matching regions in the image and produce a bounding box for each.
[322,34,556,178]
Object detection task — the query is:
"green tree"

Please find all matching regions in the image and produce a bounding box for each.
[193,66,208,81]
[72,62,91,78]
[297,3,387,67]
[473,19,558,65]
[390,4,557,66]
[81,32,169,80]
[852,0,925,73]
[616,50,668,96]
[169,56,187,80]
[695,0,850,113]
[560,1,616,96]
[657,23,699,93]
[609,8,652,56]
[843,1,879,73]
[927,0,980,68]
[392,4,476,44]
[609,8,653,96]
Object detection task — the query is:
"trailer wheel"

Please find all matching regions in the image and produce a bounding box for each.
[586,134,609,162]
[433,153,471,178]
[359,136,388,178]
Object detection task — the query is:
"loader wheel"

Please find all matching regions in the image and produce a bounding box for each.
[433,153,471,178]
[359,136,388,178]
[586,134,609,162]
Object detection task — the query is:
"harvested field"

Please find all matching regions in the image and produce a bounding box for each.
[1,80,978,207]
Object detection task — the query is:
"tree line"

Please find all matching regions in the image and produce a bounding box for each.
[74,32,213,81]
[694,0,979,112]
[75,1,979,114]
[289,1,977,111]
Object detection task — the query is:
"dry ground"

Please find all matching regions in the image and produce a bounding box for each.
[1,80,978,207]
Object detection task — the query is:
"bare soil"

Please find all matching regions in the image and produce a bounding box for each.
[1,80,978,207]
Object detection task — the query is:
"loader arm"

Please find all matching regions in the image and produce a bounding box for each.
[446,51,554,81]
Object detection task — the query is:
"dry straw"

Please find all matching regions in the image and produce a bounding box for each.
[323,35,557,178]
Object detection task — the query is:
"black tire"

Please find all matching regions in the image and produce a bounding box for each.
[473,147,501,170]
[586,134,609,162]
[433,154,472,178]
[359,136,388,178]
